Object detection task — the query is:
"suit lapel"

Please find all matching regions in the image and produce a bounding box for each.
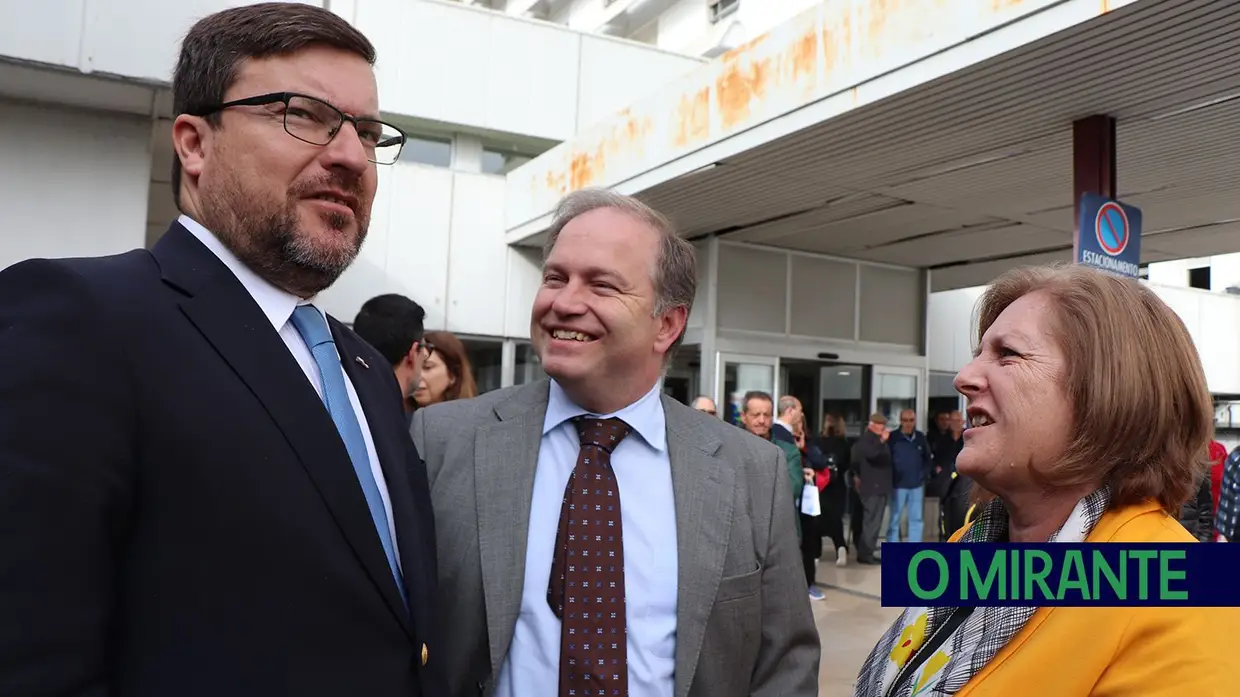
[662,397,734,697]
[153,224,412,634]
[336,323,421,635]
[474,381,550,681]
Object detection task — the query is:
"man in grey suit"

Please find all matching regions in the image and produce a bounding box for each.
[412,188,820,697]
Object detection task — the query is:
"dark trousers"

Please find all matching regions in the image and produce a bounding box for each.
[942,486,972,539]
[800,514,822,586]
[859,493,889,561]
[849,485,864,548]
[819,510,846,553]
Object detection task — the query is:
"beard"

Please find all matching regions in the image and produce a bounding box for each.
[200,169,370,298]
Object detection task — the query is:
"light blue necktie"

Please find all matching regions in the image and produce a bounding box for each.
[289,304,407,607]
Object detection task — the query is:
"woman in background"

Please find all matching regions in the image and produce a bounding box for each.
[794,415,829,601]
[815,414,851,566]
[412,330,478,408]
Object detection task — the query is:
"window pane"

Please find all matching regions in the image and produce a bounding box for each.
[874,372,917,430]
[401,135,452,167]
[482,148,532,175]
[722,360,774,426]
[514,343,546,386]
[462,338,503,395]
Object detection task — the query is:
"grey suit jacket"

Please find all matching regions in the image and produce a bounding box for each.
[411,380,820,697]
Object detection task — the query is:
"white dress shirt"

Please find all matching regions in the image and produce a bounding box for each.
[494,380,679,697]
[178,214,401,571]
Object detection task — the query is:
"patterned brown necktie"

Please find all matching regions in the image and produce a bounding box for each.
[548,416,633,697]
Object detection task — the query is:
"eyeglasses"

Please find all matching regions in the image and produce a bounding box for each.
[418,338,436,358]
[190,92,407,165]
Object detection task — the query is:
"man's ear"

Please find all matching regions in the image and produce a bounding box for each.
[171,114,212,186]
[403,342,421,368]
[654,305,689,354]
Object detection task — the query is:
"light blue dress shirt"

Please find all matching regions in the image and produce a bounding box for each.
[494,380,679,697]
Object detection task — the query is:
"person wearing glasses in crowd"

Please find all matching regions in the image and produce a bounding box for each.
[0,4,441,697]
[353,293,432,421]
[691,394,718,416]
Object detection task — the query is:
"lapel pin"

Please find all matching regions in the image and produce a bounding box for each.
[355,356,369,369]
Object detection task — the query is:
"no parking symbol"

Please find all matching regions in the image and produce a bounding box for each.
[1077,193,1142,278]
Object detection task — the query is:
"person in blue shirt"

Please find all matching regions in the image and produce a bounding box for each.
[887,409,932,543]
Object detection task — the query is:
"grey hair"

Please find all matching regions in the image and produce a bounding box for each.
[777,395,800,417]
[542,188,697,353]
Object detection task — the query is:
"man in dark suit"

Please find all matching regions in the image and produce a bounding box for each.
[353,293,431,422]
[771,395,802,445]
[850,413,893,565]
[0,5,438,696]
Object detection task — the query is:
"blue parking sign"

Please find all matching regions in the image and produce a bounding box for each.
[1076,193,1142,277]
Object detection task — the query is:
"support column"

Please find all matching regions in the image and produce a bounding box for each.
[500,338,516,388]
[1072,115,1117,259]
[698,237,721,406]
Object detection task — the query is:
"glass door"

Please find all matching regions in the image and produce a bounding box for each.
[870,365,924,431]
[820,364,866,438]
[717,353,780,427]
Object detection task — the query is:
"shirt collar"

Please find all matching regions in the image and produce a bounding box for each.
[178,214,313,331]
[542,379,667,452]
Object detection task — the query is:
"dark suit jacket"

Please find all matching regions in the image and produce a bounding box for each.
[0,222,440,697]
[771,421,795,445]
[850,430,894,497]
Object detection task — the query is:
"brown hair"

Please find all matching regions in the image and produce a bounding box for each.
[423,331,478,402]
[543,188,697,354]
[821,413,848,438]
[171,3,376,209]
[974,264,1213,514]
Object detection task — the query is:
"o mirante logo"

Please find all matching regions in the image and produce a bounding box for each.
[906,548,1186,603]
[878,543,1238,607]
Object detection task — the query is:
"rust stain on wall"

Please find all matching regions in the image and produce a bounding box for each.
[822,5,854,75]
[618,109,652,149]
[564,109,654,190]
[716,54,772,131]
[531,0,1050,203]
[569,148,601,191]
[674,88,710,147]
[867,0,893,43]
[544,169,566,197]
[789,28,819,85]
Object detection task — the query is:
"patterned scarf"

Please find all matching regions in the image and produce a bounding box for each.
[854,487,1112,697]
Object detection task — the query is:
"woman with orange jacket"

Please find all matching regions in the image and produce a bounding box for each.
[855,265,1239,696]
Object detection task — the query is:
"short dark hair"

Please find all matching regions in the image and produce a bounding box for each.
[352,294,426,367]
[170,3,377,209]
[742,390,773,413]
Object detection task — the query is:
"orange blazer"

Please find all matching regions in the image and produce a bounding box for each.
[950,500,1240,696]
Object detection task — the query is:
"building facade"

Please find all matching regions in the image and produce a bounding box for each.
[2,0,1239,437]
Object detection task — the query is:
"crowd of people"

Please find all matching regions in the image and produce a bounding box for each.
[0,3,1236,696]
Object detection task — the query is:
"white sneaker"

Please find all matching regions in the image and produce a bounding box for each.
[836,547,848,567]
